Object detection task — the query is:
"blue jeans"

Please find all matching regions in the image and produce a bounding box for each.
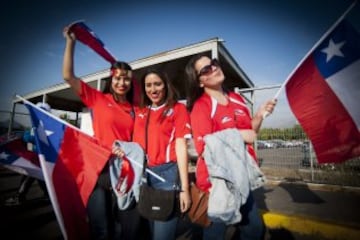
[147,162,179,240]
[203,191,265,240]
[87,181,121,240]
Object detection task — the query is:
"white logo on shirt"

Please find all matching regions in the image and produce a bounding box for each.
[234,109,245,116]
[221,116,232,124]
[163,108,173,117]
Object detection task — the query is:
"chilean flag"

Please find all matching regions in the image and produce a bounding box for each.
[24,101,112,240]
[69,20,117,64]
[0,135,43,180]
[286,19,360,164]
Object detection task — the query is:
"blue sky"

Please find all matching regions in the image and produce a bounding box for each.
[1,0,359,127]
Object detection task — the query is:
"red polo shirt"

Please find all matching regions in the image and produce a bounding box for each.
[133,102,191,167]
[79,81,134,148]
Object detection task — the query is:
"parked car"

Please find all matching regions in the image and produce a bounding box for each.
[269,139,294,148]
[256,140,275,149]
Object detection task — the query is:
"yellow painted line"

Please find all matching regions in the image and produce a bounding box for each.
[261,211,360,240]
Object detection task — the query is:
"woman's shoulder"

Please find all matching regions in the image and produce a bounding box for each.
[192,94,212,110]
[228,91,245,102]
[134,105,147,114]
[173,101,187,110]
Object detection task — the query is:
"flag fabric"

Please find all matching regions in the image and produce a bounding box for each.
[69,21,117,64]
[285,19,360,164]
[0,134,43,180]
[24,102,112,240]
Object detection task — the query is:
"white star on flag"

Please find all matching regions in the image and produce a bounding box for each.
[37,120,54,146]
[321,39,346,62]
[0,151,9,160]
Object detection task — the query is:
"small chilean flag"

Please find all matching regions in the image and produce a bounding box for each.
[286,19,360,164]
[69,20,117,64]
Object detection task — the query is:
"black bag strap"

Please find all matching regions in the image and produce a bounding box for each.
[142,106,180,189]
[142,107,151,176]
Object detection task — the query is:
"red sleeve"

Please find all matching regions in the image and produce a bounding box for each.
[174,103,191,139]
[79,80,101,107]
[190,96,213,156]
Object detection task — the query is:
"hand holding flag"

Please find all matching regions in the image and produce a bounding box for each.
[68,20,117,64]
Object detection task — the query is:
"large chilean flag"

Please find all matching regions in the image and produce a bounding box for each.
[24,100,112,240]
[286,19,360,164]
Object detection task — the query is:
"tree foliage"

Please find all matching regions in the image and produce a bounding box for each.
[258,124,307,140]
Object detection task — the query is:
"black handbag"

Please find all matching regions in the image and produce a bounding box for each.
[137,108,179,221]
[138,182,177,221]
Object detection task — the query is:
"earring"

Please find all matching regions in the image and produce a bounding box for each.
[199,83,204,88]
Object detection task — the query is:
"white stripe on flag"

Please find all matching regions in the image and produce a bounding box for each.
[39,154,68,240]
[326,59,360,130]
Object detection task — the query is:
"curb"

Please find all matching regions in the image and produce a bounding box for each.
[261,211,360,240]
[265,179,360,194]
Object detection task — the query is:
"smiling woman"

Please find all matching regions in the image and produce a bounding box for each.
[144,72,166,107]
[131,69,192,240]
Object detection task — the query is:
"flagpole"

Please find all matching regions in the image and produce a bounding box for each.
[273,0,357,100]
[262,0,358,119]
[124,156,166,182]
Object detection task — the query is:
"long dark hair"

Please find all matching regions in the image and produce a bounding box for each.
[185,54,229,112]
[139,68,178,109]
[103,61,134,104]
[184,54,207,112]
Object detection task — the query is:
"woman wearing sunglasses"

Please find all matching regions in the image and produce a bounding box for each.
[185,54,276,240]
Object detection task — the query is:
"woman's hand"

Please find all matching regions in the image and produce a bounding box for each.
[112,145,125,158]
[179,189,192,213]
[258,98,277,119]
[63,25,76,41]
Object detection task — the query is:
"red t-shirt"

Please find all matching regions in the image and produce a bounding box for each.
[190,92,256,192]
[79,81,134,148]
[133,102,191,167]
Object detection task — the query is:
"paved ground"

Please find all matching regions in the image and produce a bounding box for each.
[1,166,360,240]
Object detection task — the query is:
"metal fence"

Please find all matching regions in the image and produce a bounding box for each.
[239,85,360,187]
[256,138,360,187]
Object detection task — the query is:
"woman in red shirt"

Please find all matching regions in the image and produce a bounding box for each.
[185,54,276,240]
[132,69,192,240]
[63,26,140,240]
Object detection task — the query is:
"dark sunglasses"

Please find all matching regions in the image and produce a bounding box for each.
[197,59,220,77]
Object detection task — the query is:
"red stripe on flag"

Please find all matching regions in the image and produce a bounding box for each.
[51,127,111,239]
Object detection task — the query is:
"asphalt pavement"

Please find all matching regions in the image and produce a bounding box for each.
[1,166,360,240]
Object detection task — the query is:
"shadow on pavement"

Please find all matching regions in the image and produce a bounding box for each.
[279,181,325,204]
